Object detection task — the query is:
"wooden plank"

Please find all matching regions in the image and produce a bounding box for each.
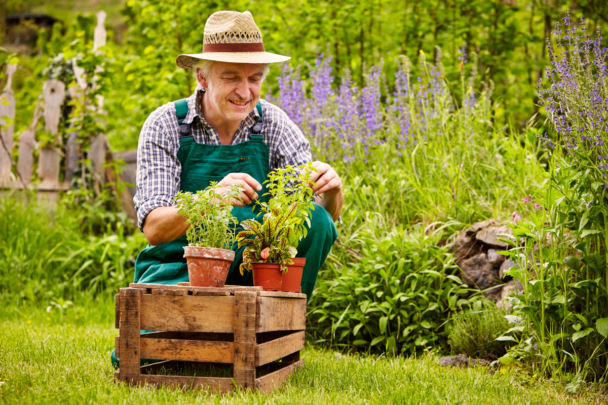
[257,291,307,299]
[88,133,106,192]
[140,338,234,363]
[141,331,233,342]
[115,293,120,329]
[16,127,35,185]
[140,294,234,333]
[118,288,141,381]
[255,359,304,394]
[0,64,16,185]
[233,291,257,389]
[115,372,234,393]
[131,283,231,296]
[115,336,120,358]
[38,147,61,186]
[42,80,65,137]
[255,331,305,366]
[225,285,264,292]
[256,297,307,333]
[64,130,78,183]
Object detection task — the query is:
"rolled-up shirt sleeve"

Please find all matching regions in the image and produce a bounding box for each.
[133,106,181,231]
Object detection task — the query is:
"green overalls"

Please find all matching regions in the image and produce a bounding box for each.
[111,99,337,368]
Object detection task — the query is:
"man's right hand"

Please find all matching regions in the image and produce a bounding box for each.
[217,173,262,206]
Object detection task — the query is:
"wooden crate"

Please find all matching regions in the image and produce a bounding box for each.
[114,283,306,394]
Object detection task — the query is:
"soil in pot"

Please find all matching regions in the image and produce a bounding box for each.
[281,258,306,293]
[252,262,283,291]
[183,246,235,287]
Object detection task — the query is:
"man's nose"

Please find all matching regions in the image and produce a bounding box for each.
[234,79,251,100]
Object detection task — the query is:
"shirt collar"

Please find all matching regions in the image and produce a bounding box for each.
[181,87,260,130]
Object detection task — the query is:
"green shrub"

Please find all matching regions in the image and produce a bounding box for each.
[448,301,510,358]
[308,224,478,355]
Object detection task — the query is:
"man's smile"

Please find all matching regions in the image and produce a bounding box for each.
[229,99,251,108]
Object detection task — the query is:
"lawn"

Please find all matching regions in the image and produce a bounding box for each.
[0,298,602,404]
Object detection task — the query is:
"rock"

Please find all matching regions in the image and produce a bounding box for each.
[452,231,478,262]
[467,219,497,236]
[487,249,505,266]
[476,226,513,248]
[438,354,469,367]
[496,280,524,311]
[460,253,499,290]
[499,259,519,280]
[438,354,491,368]
[469,358,492,367]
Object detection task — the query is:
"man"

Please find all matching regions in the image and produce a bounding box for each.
[132,11,343,299]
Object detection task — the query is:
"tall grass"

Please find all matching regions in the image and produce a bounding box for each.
[0,193,146,305]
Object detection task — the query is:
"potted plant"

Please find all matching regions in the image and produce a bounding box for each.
[174,183,240,287]
[237,164,316,292]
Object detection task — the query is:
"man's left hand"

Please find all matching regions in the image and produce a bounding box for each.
[309,161,342,196]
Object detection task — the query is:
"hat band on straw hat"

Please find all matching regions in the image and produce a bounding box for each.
[203,42,265,53]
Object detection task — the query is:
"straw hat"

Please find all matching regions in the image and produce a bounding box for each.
[176,11,290,69]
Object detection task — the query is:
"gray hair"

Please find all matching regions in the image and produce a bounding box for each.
[193,60,270,82]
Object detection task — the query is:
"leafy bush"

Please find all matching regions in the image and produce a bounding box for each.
[308,225,478,354]
[448,301,510,358]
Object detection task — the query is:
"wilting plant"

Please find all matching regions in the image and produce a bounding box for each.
[237,164,316,273]
[173,183,241,249]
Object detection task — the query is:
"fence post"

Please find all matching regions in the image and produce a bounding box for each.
[0,64,16,185]
[39,80,65,190]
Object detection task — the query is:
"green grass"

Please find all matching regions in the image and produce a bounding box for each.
[0,299,603,404]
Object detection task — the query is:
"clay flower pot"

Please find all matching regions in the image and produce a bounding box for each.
[281,258,306,293]
[183,246,235,287]
[252,262,283,291]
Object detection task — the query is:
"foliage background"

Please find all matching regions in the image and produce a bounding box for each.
[4,0,608,152]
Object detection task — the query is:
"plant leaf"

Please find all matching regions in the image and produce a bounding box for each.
[596,318,608,338]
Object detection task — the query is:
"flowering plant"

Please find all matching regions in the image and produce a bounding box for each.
[174,183,240,249]
[237,164,316,273]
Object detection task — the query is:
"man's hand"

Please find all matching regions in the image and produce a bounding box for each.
[308,161,344,221]
[309,161,342,196]
[217,173,262,206]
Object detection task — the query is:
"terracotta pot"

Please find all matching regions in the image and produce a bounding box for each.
[183,246,235,287]
[281,258,306,293]
[252,262,283,291]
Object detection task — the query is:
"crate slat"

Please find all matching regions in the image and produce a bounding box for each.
[256,297,306,333]
[255,359,304,393]
[255,331,305,367]
[140,294,234,333]
[233,291,257,389]
[140,338,234,363]
[118,288,141,381]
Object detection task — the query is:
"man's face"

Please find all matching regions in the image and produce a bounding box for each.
[199,62,265,123]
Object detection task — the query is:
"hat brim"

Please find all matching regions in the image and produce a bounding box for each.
[177,52,290,69]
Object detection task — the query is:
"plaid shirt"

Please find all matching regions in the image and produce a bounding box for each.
[133,88,312,231]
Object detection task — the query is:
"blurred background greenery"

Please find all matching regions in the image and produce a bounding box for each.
[4,0,608,151]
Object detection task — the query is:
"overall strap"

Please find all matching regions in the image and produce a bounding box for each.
[174,98,192,138]
[251,101,263,134]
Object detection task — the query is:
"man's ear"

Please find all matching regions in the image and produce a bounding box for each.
[196,69,209,89]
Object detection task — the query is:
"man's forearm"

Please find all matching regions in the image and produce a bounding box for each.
[142,206,189,246]
[315,190,344,222]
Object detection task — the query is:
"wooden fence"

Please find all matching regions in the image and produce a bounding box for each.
[0,11,136,222]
